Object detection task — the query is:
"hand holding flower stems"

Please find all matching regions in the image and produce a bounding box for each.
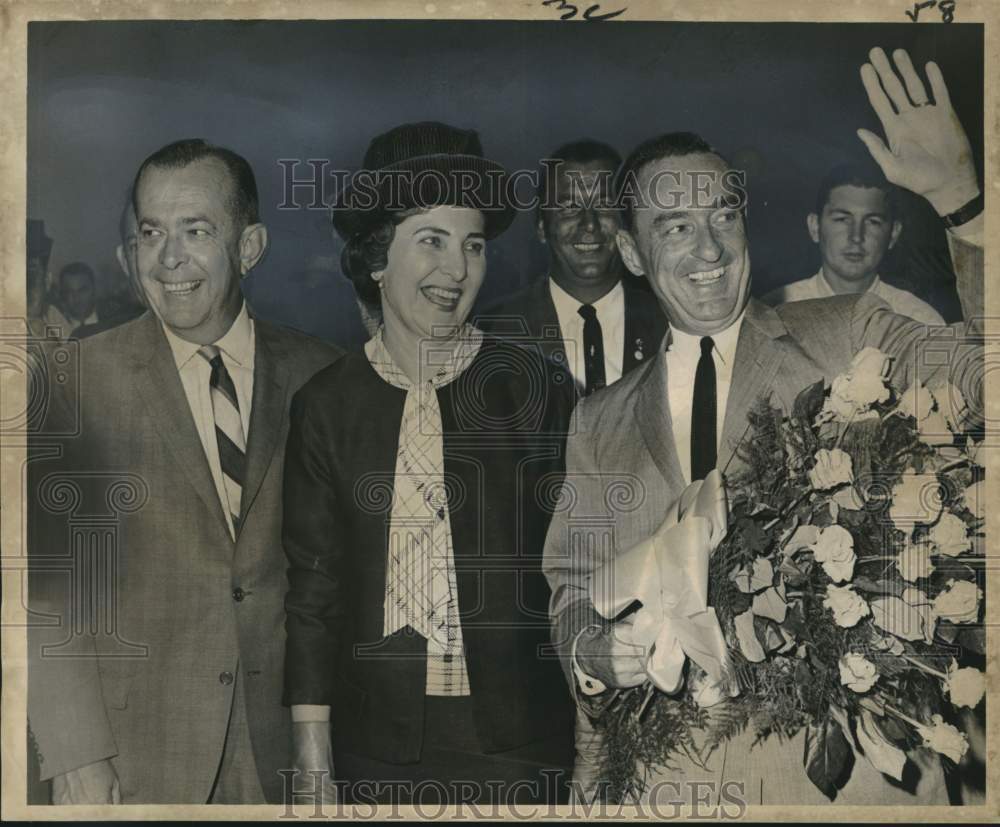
[858,47,979,217]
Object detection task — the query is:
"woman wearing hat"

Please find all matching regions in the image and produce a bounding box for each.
[281,122,575,805]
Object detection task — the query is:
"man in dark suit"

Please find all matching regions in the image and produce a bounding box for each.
[480,140,666,396]
[28,139,341,804]
[544,48,983,804]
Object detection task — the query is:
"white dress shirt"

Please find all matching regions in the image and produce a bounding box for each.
[772,270,944,326]
[549,278,625,391]
[163,303,255,538]
[666,314,745,486]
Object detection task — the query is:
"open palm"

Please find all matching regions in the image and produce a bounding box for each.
[857,47,978,216]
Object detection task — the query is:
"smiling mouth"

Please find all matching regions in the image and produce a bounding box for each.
[572,242,604,254]
[422,286,463,309]
[687,266,725,285]
[161,280,202,296]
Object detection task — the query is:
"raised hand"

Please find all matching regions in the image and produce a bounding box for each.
[51,759,121,805]
[857,47,979,216]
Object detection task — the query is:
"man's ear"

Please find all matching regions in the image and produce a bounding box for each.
[888,219,902,250]
[807,213,820,244]
[115,244,128,277]
[536,214,547,244]
[616,229,646,277]
[239,223,269,276]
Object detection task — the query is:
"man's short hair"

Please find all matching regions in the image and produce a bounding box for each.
[132,138,260,229]
[814,163,898,223]
[58,261,95,286]
[118,188,137,244]
[538,139,622,208]
[615,131,723,229]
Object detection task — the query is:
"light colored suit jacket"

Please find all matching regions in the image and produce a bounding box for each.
[27,311,341,804]
[542,236,983,805]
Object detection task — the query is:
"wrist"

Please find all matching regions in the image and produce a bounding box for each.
[926,180,980,218]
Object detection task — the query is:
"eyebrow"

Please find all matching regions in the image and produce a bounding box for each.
[651,210,693,227]
[412,226,451,236]
[828,208,888,217]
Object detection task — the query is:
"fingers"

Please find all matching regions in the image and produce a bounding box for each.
[869,47,911,112]
[860,63,896,135]
[926,60,953,111]
[892,48,929,105]
[856,129,898,182]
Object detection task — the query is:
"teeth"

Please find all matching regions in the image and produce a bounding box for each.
[688,267,724,284]
[424,286,461,302]
[574,243,602,252]
[163,280,200,294]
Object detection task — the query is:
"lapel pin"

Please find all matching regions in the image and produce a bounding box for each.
[634,338,644,361]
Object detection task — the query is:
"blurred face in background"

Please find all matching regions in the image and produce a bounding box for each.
[59,269,97,322]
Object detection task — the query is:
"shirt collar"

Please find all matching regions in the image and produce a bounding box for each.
[365,324,483,391]
[548,277,624,319]
[815,268,881,297]
[667,310,745,367]
[162,301,254,370]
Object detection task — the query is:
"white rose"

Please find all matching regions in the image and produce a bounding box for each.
[839,653,879,693]
[945,661,986,709]
[916,713,969,763]
[847,347,892,406]
[928,513,971,557]
[808,448,855,491]
[824,584,870,628]
[916,408,952,444]
[896,382,933,421]
[933,579,982,625]
[963,480,984,520]
[889,470,943,530]
[895,541,935,582]
[811,525,856,583]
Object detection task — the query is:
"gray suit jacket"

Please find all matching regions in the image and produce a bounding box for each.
[27,311,341,804]
[542,236,982,804]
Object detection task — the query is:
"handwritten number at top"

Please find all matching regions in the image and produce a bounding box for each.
[542,0,627,22]
[906,0,956,23]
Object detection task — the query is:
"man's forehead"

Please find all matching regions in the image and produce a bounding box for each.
[555,161,616,189]
[824,184,890,212]
[136,158,233,210]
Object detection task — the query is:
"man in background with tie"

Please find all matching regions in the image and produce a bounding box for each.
[543,48,983,804]
[28,139,341,804]
[481,139,666,396]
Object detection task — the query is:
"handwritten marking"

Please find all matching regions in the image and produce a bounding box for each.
[905,0,956,22]
[542,0,627,21]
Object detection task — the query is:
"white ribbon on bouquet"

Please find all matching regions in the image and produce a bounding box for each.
[588,469,738,707]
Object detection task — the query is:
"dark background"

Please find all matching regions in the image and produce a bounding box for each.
[27,20,984,349]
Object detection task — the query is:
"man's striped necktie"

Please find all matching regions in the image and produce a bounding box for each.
[199,345,246,536]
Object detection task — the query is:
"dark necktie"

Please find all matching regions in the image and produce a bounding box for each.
[691,336,717,481]
[578,304,606,396]
[199,345,246,535]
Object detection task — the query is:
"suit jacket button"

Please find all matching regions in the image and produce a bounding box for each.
[232,587,245,602]
[219,671,234,685]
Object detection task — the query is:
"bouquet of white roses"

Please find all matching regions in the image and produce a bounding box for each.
[595,348,985,802]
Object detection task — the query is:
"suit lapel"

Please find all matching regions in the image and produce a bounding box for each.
[238,321,289,538]
[719,299,790,472]
[130,315,231,535]
[530,276,566,362]
[634,348,687,495]
[622,280,664,374]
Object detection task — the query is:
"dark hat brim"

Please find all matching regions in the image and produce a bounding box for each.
[332,153,516,241]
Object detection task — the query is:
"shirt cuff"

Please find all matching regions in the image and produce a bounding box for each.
[291,704,331,723]
[572,625,608,696]
[946,213,984,248]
